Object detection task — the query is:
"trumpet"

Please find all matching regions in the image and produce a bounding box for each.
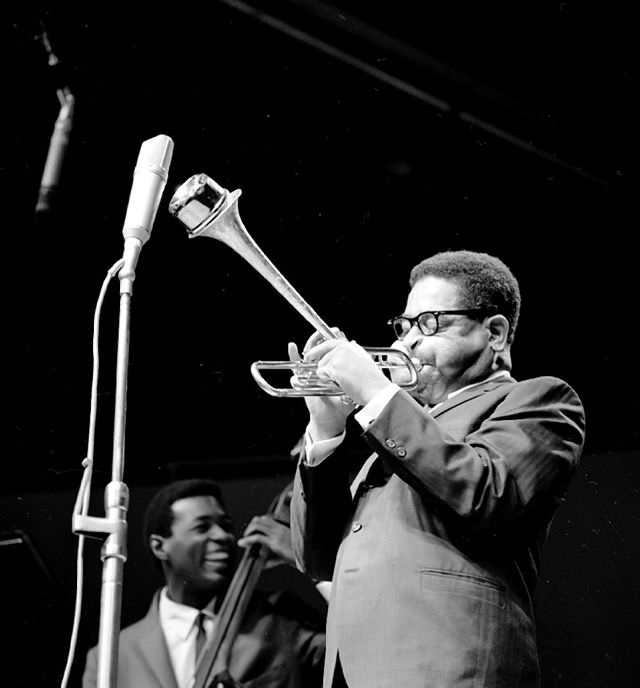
[167,173,421,397]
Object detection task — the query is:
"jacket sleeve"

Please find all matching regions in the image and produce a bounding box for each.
[365,376,585,534]
[82,646,97,688]
[290,440,354,581]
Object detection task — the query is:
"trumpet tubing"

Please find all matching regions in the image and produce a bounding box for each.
[251,349,421,397]
[168,174,421,396]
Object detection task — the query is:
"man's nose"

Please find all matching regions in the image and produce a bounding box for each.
[401,324,423,351]
[208,524,233,542]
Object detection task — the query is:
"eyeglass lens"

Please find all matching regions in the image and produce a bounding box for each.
[391,312,438,339]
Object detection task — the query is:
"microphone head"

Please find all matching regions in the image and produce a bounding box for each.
[122,134,174,244]
[168,174,228,234]
[137,134,174,178]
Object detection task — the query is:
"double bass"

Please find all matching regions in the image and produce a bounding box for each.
[193,485,294,688]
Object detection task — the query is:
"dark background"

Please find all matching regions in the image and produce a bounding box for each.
[1,1,638,686]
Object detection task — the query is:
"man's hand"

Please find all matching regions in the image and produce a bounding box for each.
[237,515,295,568]
[304,339,392,407]
[211,669,243,687]
[288,328,356,441]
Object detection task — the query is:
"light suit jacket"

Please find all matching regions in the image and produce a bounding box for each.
[82,589,325,688]
[291,375,585,688]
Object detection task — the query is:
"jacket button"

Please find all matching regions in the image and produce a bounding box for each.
[396,447,407,457]
[384,438,396,448]
[352,522,363,533]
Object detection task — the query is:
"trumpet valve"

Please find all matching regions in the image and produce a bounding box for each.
[292,361,321,380]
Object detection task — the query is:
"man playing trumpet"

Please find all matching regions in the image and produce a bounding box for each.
[289,249,585,688]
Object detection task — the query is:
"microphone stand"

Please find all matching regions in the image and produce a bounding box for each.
[73,241,142,688]
[69,133,172,687]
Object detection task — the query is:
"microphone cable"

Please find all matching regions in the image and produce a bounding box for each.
[59,258,124,688]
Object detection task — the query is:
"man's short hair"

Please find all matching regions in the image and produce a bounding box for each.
[143,479,226,555]
[410,250,521,342]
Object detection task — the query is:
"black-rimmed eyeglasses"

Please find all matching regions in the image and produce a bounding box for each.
[387,309,490,340]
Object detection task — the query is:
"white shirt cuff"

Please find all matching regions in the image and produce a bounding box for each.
[355,383,401,429]
[304,426,346,466]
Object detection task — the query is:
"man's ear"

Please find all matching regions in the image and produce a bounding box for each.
[485,314,512,370]
[149,534,169,562]
[486,314,510,352]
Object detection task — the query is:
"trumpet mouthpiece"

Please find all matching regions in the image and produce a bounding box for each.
[168,173,228,233]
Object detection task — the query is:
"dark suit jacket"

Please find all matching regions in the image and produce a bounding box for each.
[82,589,325,688]
[291,375,585,688]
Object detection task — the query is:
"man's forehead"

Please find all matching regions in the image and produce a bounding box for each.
[171,494,227,521]
[406,276,461,310]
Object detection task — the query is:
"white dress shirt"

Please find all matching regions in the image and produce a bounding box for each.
[158,587,216,688]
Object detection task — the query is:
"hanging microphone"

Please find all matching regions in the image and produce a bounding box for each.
[35,21,75,215]
[35,90,75,215]
[120,134,174,282]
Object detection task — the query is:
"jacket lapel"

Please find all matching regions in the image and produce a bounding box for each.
[134,593,180,688]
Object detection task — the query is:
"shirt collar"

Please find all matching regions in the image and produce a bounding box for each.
[430,369,510,412]
[158,587,215,641]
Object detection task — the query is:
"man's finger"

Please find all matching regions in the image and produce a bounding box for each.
[288,342,301,362]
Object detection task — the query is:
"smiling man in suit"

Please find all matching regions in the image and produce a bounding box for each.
[289,250,585,688]
[82,479,325,688]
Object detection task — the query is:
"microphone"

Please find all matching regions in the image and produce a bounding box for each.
[35,90,75,214]
[120,134,174,281]
[35,21,75,215]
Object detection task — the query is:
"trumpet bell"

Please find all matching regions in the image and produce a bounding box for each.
[168,173,234,235]
[169,173,338,341]
[168,173,422,397]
